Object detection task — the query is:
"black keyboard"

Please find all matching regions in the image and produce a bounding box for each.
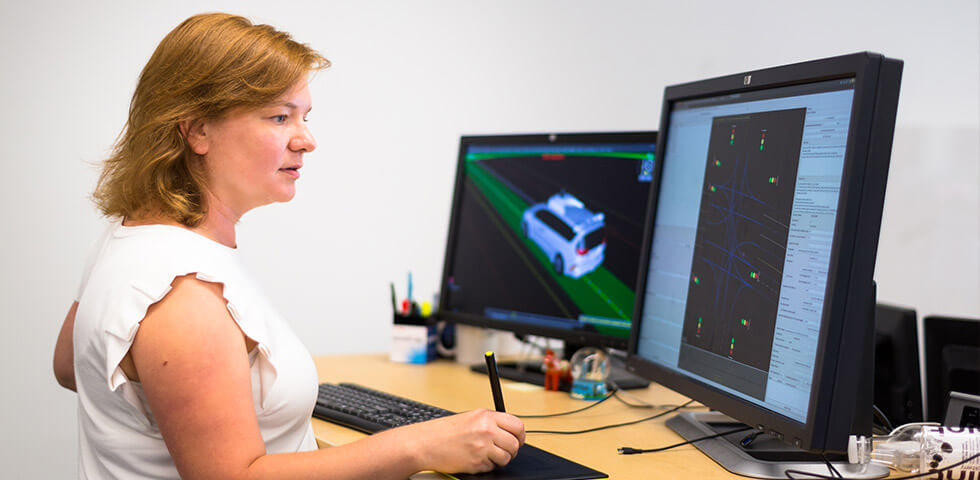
[313,382,453,433]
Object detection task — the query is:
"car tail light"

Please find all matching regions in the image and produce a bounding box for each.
[576,242,588,255]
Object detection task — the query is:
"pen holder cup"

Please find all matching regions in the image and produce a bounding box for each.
[390,314,437,364]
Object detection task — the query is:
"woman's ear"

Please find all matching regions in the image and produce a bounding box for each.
[180,119,209,156]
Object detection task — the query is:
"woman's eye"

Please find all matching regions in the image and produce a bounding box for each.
[272,114,287,123]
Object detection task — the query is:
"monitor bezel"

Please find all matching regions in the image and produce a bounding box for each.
[437,131,658,352]
[626,52,901,452]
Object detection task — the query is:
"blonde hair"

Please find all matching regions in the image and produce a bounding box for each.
[94,13,330,226]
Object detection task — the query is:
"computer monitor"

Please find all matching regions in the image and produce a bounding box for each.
[874,303,923,426]
[626,52,902,478]
[438,132,656,387]
[924,316,980,422]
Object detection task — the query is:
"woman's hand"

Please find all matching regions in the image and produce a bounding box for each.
[397,409,525,474]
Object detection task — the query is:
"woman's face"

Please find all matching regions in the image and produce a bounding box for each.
[194,81,316,217]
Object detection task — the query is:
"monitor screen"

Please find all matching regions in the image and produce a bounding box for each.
[439,132,656,350]
[636,77,857,423]
[627,52,903,454]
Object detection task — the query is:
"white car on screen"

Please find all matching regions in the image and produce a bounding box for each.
[521,192,606,278]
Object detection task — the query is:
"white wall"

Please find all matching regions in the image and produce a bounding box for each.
[1,0,976,475]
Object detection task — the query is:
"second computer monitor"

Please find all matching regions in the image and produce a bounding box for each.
[438,132,657,351]
[627,52,903,456]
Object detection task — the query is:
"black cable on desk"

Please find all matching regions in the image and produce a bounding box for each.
[516,388,705,419]
[617,425,753,454]
[525,400,695,435]
[612,389,706,410]
[515,390,617,418]
[820,454,843,479]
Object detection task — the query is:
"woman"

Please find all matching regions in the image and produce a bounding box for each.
[52,13,524,479]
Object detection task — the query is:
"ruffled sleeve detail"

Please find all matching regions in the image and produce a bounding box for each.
[104,281,171,393]
[97,229,279,412]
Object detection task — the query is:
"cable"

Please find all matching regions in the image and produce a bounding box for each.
[821,453,843,479]
[739,430,764,448]
[617,425,754,454]
[612,389,706,410]
[515,390,616,418]
[526,400,695,435]
[871,404,894,434]
[516,389,701,419]
[611,386,662,408]
[782,451,980,480]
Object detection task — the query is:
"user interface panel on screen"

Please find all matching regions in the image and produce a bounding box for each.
[636,78,857,423]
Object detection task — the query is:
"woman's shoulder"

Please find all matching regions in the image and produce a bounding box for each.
[112,222,235,265]
[114,221,233,252]
[84,221,243,300]
[77,220,260,346]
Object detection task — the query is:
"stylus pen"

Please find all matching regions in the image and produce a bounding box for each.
[484,351,506,412]
[389,282,397,312]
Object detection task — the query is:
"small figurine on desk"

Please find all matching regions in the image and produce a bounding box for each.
[543,349,561,391]
[541,349,571,391]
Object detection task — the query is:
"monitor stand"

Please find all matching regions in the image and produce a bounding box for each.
[666,411,889,479]
[469,356,649,391]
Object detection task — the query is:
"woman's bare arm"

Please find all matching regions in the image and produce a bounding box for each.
[133,274,524,480]
[53,301,78,391]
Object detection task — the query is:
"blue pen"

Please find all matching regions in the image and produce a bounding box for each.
[407,271,413,302]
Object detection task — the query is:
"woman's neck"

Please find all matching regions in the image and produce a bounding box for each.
[193,211,238,248]
[197,194,242,248]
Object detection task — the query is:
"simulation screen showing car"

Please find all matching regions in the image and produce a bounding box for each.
[440,133,656,345]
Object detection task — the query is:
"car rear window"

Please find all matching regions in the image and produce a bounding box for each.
[584,227,605,250]
[536,210,574,241]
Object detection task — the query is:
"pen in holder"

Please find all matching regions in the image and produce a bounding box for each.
[390,313,438,364]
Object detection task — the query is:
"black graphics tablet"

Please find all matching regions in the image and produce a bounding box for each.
[448,443,607,480]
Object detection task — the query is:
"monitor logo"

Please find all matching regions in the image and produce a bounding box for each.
[744,75,752,85]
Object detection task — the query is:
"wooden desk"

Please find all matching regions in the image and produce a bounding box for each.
[312,353,742,479]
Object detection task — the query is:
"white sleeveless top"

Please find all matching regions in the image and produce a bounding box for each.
[73,221,318,479]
